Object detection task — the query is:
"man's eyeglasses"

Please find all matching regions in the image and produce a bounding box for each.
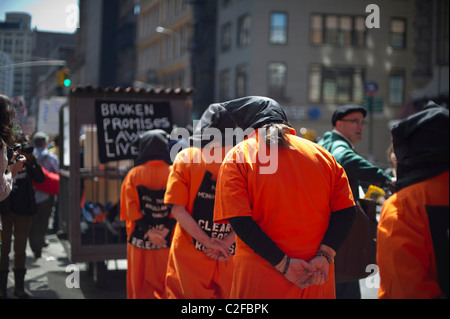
[339,119,367,126]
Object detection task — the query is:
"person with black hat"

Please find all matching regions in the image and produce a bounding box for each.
[120,129,176,299]
[377,103,449,299]
[318,104,393,299]
[163,103,237,299]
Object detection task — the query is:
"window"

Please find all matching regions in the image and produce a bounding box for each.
[308,64,322,102]
[352,68,364,102]
[219,69,231,101]
[236,64,248,97]
[311,15,323,45]
[270,12,288,44]
[336,75,352,103]
[354,17,366,47]
[389,70,405,105]
[323,80,337,103]
[221,22,232,52]
[308,64,365,104]
[390,18,406,49]
[338,16,352,46]
[268,62,287,100]
[237,14,251,48]
[310,14,366,47]
[324,15,338,45]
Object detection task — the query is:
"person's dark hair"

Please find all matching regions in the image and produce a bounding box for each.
[0,94,16,145]
[261,123,293,148]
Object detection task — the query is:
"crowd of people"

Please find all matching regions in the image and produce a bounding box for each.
[120,95,448,300]
[1,94,60,299]
[1,92,448,300]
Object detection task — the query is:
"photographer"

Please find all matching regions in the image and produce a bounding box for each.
[1,94,25,202]
[0,142,25,202]
[1,94,26,294]
[0,134,45,298]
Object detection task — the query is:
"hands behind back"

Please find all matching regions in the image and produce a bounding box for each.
[279,245,335,289]
[203,237,232,261]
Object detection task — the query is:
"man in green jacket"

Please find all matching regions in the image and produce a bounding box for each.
[318,105,391,199]
[318,104,392,299]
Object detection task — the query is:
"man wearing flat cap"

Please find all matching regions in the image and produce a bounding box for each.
[318,104,392,299]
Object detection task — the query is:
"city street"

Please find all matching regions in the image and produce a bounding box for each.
[2,233,126,299]
[2,232,379,299]
[0,0,446,305]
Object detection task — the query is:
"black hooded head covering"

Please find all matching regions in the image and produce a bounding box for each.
[134,129,171,166]
[391,102,449,191]
[220,96,291,130]
[189,103,237,148]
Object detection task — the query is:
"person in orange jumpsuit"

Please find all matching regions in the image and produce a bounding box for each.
[164,103,237,299]
[377,104,449,299]
[120,129,176,299]
[213,96,356,299]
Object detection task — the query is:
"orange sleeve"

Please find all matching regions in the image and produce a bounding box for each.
[164,149,190,207]
[120,169,142,222]
[312,143,354,212]
[214,147,252,224]
[330,158,355,212]
[377,195,442,299]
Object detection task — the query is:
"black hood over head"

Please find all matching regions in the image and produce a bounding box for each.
[391,103,449,191]
[190,103,237,148]
[220,96,290,130]
[134,129,171,166]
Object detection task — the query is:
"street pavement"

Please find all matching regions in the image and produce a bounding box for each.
[2,232,380,299]
[2,233,127,299]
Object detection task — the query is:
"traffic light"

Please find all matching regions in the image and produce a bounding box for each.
[57,68,71,87]
[63,68,71,87]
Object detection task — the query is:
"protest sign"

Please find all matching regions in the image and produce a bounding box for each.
[95,99,172,163]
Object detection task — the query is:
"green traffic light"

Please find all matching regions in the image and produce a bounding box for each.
[64,79,71,87]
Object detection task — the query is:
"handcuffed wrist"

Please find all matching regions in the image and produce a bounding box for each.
[316,249,333,265]
[275,255,290,275]
[281,256,291,275]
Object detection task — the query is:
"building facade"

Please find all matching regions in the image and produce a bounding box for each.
[30,31,76,114]
[409,0,448,108]
[73,0,137,88]
[0,51,14,97]
[215,0,419,164]
[135,0,193,89]
[0,13,33,107]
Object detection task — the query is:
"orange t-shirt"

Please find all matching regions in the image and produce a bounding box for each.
[120,160,171,235]
[377,171,449,299]
[214,130,354,298]
[164,146,228,212]
[164,146,234,299]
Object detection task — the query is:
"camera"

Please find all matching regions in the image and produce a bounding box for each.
[6,143,34,165]
[7,144,21,165]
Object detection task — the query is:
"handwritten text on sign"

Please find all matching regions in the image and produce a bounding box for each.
[95,100,172,163]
